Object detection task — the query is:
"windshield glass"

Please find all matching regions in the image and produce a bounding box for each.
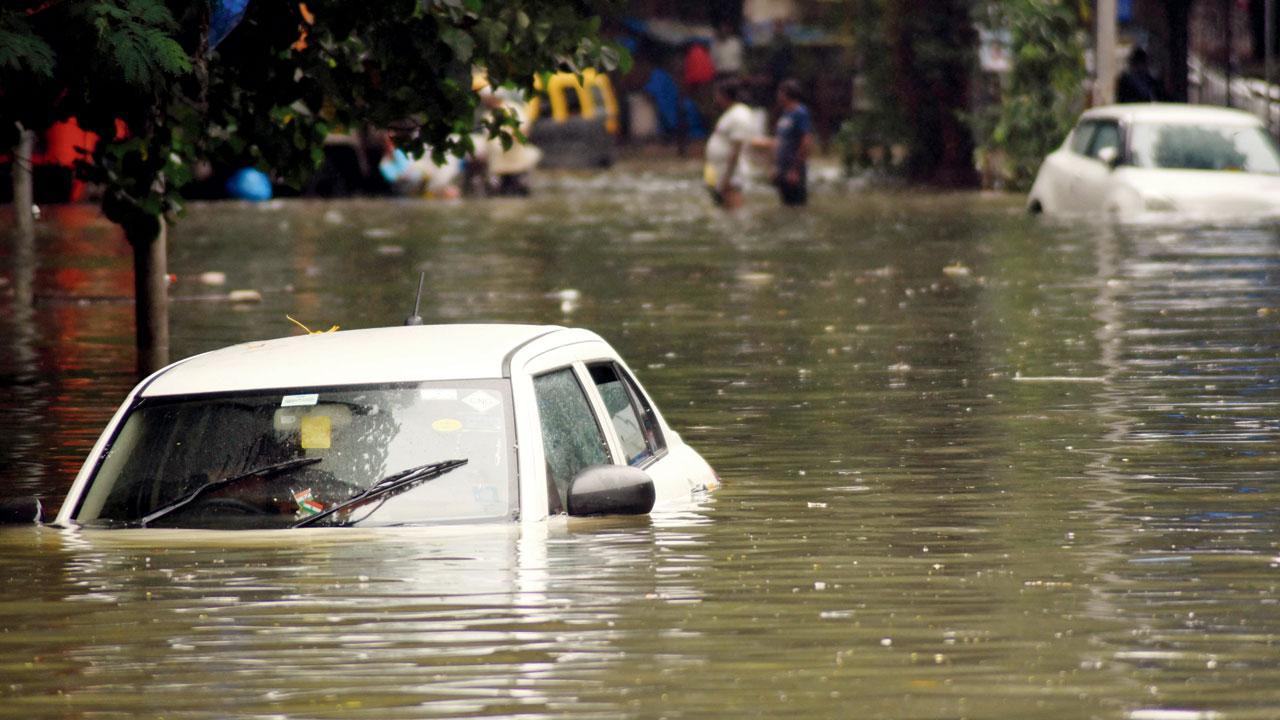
[1129,122,1280,174]
[75,381,515,529]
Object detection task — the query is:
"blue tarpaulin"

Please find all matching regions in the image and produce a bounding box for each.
[209,0,251,51]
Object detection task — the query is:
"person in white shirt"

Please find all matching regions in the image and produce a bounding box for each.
[710,23,744,78]
[704,80,755,209]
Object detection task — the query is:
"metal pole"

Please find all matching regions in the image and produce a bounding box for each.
[1224,0,1233,108]
[1097,0,1118,105]
[1267,0,1276,135]
[12,124,34,243]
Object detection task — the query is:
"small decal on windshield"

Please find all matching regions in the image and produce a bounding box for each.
[293,488,325,517]
[300,415,331,449]
[281,393,319,407]
[462,391,500,413]
[432,418,463,433]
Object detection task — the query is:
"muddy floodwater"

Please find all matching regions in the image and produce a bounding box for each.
[2,166,1279,719]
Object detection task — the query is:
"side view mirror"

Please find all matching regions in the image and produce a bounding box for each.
[1096,146,1120,168]
[566,465,656,517]
[0,496,44,525]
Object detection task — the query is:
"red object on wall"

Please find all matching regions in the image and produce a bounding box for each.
[683,43,715,87]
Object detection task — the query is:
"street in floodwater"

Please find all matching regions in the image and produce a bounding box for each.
[2,165,1279,719]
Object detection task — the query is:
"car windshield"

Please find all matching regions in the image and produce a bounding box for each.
[1128,122,1280,174]
[74,381,515,529]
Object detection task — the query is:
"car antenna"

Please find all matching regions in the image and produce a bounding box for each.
[405,271,426,326]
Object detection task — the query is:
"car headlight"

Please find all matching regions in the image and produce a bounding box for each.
[1143,194,1178,212]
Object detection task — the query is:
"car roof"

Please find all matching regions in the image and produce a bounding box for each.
[1082,103,1264,127]
[141,324,600,397]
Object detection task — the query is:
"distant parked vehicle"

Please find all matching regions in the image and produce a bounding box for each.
[1027,104,1280,221]
[527,69,618,168]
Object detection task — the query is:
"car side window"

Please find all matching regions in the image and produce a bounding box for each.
[1086,121,1121,161]
[533,368,610,513]
[1070,121,1097,155]
[588,363,666,465]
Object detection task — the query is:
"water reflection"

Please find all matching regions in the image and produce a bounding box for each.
[2,174,1279,717]
[0,514,713,718]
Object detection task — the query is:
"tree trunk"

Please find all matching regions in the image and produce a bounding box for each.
[884,0,979,188]
[128,217,170,377]
[13,125,35,243]
[1168,0,1192,102]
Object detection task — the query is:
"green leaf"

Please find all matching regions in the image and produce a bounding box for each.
[0,17,56,76]
[441,28,474,63]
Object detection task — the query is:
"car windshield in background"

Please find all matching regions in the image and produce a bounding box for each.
[1128,122,1280,174]
[75,381,515,529]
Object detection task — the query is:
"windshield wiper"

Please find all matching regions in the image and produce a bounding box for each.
[138,457,323,527]
[292,458,467,528]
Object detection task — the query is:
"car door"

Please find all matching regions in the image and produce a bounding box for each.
[530,365,613,516]
[1045,120,1098,212]
[1075,119,1122,212]
[584,361,667,466]
[580,359,713,506]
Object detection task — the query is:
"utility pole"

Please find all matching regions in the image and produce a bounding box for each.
[1267,0,1276,135]
[13,124,35,243]
[1223,0,1233,107]
[1096,0,1117,105]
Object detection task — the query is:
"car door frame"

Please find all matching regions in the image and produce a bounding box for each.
[513,338,692,521]
[513,339,631,521]
[1074,116,1126,212]
[1044,119,1099,213]
[576,354,696,507]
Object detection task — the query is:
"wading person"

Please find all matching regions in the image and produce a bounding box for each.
[768,78,812,207]
[704,79,754,210]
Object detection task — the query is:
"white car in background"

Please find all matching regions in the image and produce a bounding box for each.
[53,324,718,530]
[1027,104,1280,221]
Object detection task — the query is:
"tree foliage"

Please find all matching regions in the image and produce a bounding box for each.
[1,0,627,236]
[976,0,1087,191]
[0,14,54,76]
[884,0,979,186]
[830,0,978,186]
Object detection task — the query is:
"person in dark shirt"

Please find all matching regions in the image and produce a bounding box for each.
[770,78,812,206]
[1116,47,1164,103]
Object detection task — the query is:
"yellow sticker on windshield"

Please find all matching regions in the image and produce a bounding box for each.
[300,415,332,449]
[432,418,462,433]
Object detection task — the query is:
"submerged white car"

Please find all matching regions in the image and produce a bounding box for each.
[1027,104,1280,221]
[53,324,718,530]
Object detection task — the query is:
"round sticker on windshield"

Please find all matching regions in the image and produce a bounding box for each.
[432,418,463,433]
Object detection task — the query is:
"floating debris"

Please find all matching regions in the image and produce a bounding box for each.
[737,271,774,285]
[546,288,580,314]
[1012,372,1106,383]
[227,289,263,303]
[1127,710,1222,720]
